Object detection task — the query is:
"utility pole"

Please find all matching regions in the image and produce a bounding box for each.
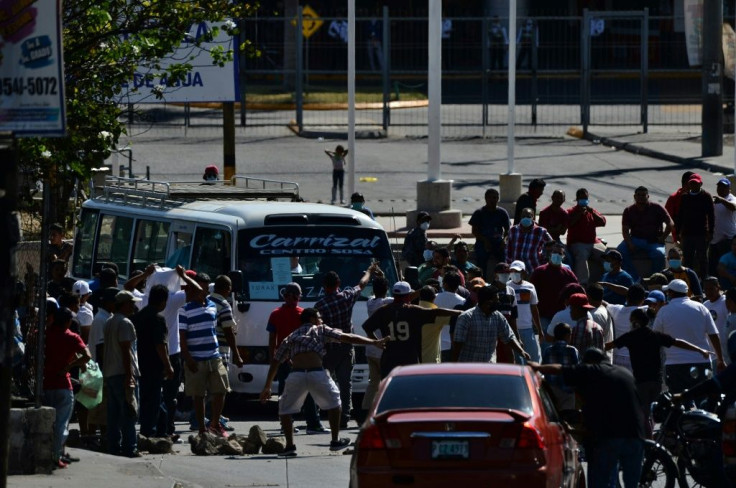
[0,138,20,488]
[702,0,723,157]
[223,102,236,181]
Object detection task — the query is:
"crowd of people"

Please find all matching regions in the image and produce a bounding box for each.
[15,170,736,482]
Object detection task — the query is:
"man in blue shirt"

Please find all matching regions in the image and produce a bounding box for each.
[600,249,634,305]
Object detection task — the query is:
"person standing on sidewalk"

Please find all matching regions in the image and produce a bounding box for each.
[676,173,714,278]
[566,188,607,285]
[710,178,736,277]
[402,211,432,268]
[469,188,510,278]
[132,284,174,438]
[325,145,348,205]
[315,263,378,428]
[514,178,546,224]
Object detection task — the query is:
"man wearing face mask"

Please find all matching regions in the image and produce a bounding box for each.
[530,242,579,347]
[660,247,703,300]
[538,189,569,243]
[676,173,714,278]
[567,188,607,285]
[599,250,634,305]
[506,207,554,273]
[349,192,375,220]
[402,212,432,267]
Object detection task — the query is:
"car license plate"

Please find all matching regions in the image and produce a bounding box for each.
[431,440,469,459]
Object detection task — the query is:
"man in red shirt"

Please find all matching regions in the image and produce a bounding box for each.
[43,304,91,468]
[530,242,579,340]
[539,189,569,242]
[567,188,607,285]
[665,171,695,243]
[266,282,325,434]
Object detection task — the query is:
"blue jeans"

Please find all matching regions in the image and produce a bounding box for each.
[516,328,541,363]
[43,389,75,460]
[586,438,644,488]
[106,375,139,456]
[617,238,665,282]
[139,375,164,437]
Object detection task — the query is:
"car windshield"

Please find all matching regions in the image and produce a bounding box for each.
[376,374,533,415]
[237,227,398,301]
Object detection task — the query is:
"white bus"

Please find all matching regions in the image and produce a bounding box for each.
[70,177,399,397]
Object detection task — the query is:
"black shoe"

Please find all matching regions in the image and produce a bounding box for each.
[330,438,351,451]
[61,452,80,463]
[278,445,297,457]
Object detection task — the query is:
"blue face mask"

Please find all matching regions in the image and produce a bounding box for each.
[549,253,563,266]
[668,259,682,269]
[603,261,612,272]
[578,199,589,207]
[351,202,364,210]
[423,249,434,261]
[520,217,533,227]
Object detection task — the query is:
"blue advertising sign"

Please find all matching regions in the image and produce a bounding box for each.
[0,0,66,136]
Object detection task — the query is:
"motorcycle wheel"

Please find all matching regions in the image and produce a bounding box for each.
[639,440,677,488]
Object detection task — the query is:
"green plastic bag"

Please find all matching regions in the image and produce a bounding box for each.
[76,360,103,409]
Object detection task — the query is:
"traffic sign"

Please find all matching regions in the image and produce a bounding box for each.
[291,5,323,38]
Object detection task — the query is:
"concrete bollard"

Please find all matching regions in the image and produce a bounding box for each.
[8,407,55,475]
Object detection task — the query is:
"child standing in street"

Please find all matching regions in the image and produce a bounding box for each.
[325,145,348,205]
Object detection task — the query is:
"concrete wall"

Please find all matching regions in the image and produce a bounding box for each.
[8,406,55,474]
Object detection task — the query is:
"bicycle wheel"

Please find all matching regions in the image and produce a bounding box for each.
[639,441,677,488]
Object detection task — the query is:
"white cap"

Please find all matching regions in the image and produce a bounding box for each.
[509,260,526,272]
[72,280,91,296]
[392,281,412,295]
[663,279,688,294]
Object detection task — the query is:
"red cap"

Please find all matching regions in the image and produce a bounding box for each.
[204,165,219,175]
[569,293,595,310]
[185,270,197,278]
[688,173,702,184]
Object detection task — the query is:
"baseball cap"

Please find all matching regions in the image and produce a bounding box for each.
[718,178,732,187]
[204,165,219,175]
[392,281,413,295]
[115,290,142,305]
[509,260,526,272]
[663,279,688,294]
[416,211,432,222]
[644,290,666,303]
[604,249,623,261]
[72,280,91,296]
[568,293,595,310]
[102,287,120,303]
[283,282,302,296]
[688,173,703,184]
[185,269,198,278]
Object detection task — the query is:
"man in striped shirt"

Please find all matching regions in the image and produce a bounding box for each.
[208,275,243,368]
[179,272,231,437]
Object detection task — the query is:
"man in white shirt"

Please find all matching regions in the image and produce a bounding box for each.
[433,271,466,362]
[73,280,94,343]
[507,260,543,362]
[703,276,730,364]
[710,178,736,277]
[653,279,726,393]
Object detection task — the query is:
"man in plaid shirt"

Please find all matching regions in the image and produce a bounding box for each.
[260,308,388,456]
[453,286,529,363]
[506,207,554,273]
[315,262,378,428]
[568,293,604,353]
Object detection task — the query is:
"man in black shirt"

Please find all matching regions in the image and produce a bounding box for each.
[530,348,646,488]
[514,178,546,224]
[605,308,709,424]
[363,281,461,378]
[132,284,174,438]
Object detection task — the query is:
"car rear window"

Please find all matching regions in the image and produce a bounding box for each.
[376,374,533,414]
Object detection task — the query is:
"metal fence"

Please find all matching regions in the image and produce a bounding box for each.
[127,12,729,137]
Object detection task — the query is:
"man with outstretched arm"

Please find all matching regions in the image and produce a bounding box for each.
[260,308,389,457]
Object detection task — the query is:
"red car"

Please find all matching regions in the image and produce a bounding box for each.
[350,363,585,488]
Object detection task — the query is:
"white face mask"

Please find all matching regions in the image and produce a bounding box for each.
[419,222,430,231]
[496,273,510,283]
[510,272,522,283]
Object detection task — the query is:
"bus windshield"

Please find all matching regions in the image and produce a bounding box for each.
[237,227,398,301]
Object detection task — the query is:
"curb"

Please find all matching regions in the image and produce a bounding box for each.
[287,121,387,140]
[567,126,734,176]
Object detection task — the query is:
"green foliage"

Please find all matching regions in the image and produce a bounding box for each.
[19,0,259,225]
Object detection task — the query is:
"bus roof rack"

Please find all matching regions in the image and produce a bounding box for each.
[94,175,301,208]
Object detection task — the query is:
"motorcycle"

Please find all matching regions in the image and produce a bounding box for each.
[645,391,728,488]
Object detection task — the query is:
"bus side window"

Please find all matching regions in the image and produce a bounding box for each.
[191,228,231,278]
[132,220,170,272]
[96,214,134,278]
[72,209,99,279]
[166,232,192,269]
